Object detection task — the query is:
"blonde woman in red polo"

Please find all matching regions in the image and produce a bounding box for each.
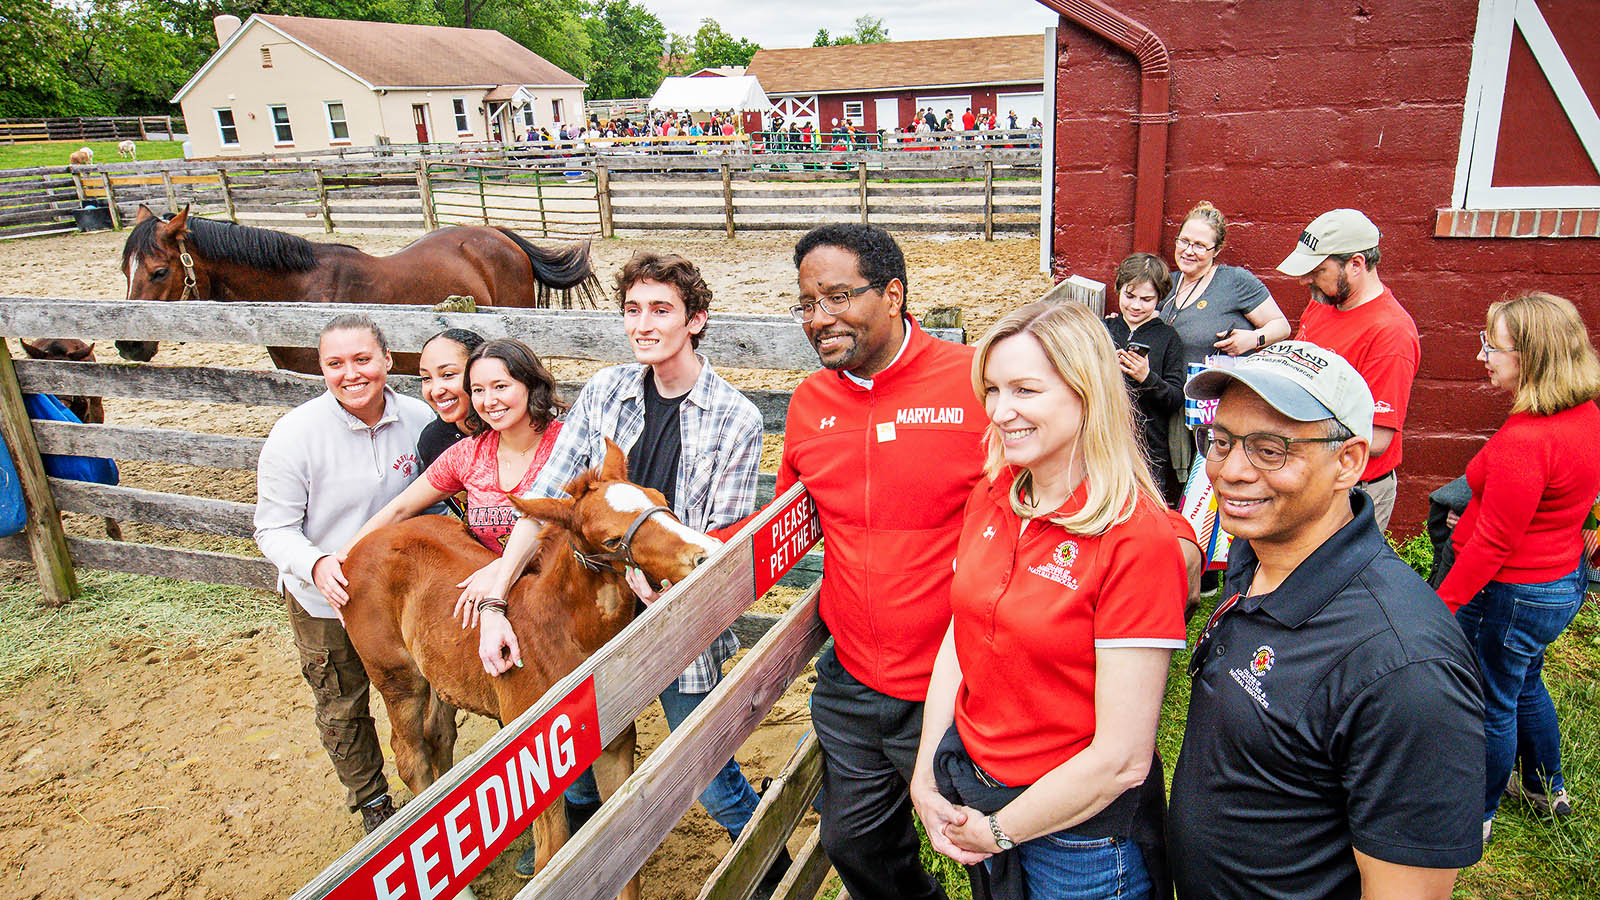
[910,300,1187,898]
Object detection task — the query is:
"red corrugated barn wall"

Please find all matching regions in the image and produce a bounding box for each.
[1047,0,1600,535]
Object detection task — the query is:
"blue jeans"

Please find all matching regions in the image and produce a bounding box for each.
[989,832,1150,899]
[564,677,760,838]
[1454,566,1585,821]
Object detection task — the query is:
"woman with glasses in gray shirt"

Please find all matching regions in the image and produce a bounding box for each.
[1160,201,1292,370]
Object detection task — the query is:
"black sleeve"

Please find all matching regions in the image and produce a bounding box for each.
[1140,329,1187,416]
[416,418,463,471]
[1330,659,1485,869]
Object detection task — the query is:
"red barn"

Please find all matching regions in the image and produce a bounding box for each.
[1038,0,1600,533]
[745,35,1048,132]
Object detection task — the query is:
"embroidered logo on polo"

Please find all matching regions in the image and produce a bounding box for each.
[1249,645,1275,676]
[1229,645,1274,710]
[1027,539,1079,589]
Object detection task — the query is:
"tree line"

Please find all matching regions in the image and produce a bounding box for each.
[0,0,855,118]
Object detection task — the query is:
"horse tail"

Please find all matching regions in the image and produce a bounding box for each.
[496,229,592,289]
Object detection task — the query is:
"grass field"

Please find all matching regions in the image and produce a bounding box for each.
[5,535,1597,898]
[0,140,186,171]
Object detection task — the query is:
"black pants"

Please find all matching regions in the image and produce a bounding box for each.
[810,647,948,900]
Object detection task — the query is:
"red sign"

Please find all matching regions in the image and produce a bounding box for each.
[325,677,602,900]
[752,487,821,595]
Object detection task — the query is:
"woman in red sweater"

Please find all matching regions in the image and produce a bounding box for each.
[1440,291,1600,836]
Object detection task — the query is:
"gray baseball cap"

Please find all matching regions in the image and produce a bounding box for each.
[1277,209,1381,277]
[1185,341,1374,440]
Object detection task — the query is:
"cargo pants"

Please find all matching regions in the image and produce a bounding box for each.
[287,595,389,811]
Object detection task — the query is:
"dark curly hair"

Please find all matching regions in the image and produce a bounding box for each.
[615,251,713,348]
[793,223,909,310]
[462,339,567,432]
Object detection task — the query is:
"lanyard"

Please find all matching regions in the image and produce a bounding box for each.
[1188,591,1241,677]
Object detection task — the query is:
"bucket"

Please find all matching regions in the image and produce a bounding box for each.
[73,204,113,232]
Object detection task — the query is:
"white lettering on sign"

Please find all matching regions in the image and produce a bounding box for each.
[410,825,446,900]
[444,795,479,875]
[754,489,822,595]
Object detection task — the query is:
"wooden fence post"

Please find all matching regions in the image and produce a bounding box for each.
[161,170,177,214]
[314,170,333,233]
[595,163,613,238]
[217,169,237,224]
[70,173,86,206]
[983,158,995,241]
[721,163,734,239]
[858,162,869,224]
[415,161,436,230]
[0,343,78,606]
[100,172,121,230]
[533,169,548,236]
[477,165,489,225]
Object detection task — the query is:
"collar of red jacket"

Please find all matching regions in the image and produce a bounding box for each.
[834,315,936,391]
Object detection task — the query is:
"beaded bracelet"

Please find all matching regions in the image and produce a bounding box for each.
[476,597,508,616]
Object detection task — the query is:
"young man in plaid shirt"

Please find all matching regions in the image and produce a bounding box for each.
[461,251,768,877]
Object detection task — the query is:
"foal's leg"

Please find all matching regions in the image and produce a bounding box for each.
[590,724,640,900]
[422,688,458,782]
[527,802,570,877]
[376,671,435,796]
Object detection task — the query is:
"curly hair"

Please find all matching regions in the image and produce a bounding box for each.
[462,339,567,432]
[615,251,713,348]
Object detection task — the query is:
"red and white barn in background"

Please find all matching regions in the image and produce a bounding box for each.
[1035,0,1600,532]
[745,34,1049,132]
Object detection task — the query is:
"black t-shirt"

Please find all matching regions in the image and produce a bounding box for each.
[1167,492,1484,900]
[417,416,470,518]
[626,374,688,507]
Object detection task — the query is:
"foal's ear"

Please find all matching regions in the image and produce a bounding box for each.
[508,494,573,528]
[598,437,629,483]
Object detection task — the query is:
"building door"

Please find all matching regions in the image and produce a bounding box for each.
[997,91,1045,129]
[874,97,900,131]
[915,95,973,129]
[413,104,431,143]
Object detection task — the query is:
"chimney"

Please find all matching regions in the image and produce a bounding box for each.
[214,14,242,46]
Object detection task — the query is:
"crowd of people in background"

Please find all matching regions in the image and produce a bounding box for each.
[514,110,745,145]
[256,201,1599,899]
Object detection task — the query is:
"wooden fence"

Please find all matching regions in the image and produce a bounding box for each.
[0,296,968,897]
[0,115,176,143]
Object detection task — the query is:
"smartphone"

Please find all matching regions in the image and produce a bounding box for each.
[1127,342,1150,357]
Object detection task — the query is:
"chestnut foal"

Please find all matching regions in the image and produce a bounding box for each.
[341,441,716,896]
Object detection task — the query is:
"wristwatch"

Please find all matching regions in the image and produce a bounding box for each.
[987,814,1016,850]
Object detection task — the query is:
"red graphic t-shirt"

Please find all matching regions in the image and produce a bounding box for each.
[425,423,562,553]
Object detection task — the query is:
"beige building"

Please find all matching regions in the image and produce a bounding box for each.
[173,14,586,157]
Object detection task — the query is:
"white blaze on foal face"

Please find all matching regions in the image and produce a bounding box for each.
[603,483,720,554]
[125,254,138,300]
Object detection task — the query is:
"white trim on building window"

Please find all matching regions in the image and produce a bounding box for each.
[842,101,864,126]
[324,101,350,143]
[214,108,239,147]
[453,98,470,133]
[268,104,294,145]
[1452,0,1600,210]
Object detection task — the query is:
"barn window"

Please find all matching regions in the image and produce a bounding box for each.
[260,46,272,68]
[325,102,349,142]
[843,101,864,127]
[269,104,293,144]
[453,98,469,133]
[215,108,239,147]
[1442,0,1600,237]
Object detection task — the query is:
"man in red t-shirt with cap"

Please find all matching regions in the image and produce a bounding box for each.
[1279,208,1419,532]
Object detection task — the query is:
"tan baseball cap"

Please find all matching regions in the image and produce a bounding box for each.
[1185,341,1374,440]
[1276,209,1381,277]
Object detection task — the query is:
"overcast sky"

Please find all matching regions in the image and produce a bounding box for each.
[642,0,1058,48]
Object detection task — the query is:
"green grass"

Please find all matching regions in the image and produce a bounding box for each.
[0,140,186,171]
[0,568,282,695]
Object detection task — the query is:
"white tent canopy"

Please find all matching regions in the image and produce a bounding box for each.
[648,76,772,113]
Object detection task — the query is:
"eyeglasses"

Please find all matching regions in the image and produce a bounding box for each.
[1197,424,1346,471]
[1479,330,1518,355]
[790,283,879,323]
[1175,237,1216,253]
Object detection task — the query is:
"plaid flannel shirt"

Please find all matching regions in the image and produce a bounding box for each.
[520,358,763,693]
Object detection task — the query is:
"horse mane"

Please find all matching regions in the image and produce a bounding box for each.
[495,229,593,289]
[122,214,333,272]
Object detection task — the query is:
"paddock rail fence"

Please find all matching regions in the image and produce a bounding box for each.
[0,297,968,897]
[0,115,177,143]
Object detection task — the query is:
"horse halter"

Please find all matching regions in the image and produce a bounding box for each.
[570,505,675,575]
[174,236,199,301]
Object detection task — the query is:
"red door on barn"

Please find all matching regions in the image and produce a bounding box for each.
[413,104,431,143]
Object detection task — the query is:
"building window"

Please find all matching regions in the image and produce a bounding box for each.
[453,98,469,133]
[269,104,293,144]
[215,108,239,147]
[843,101,864,126]
[325,101,350,142]
[523,106,534,129]
[551,99,563,122]
[260,46,273,68]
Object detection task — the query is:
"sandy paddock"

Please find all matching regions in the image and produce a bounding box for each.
[0,226,1052,900]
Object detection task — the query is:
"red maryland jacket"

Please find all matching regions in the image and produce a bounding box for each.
[777,318,989,700]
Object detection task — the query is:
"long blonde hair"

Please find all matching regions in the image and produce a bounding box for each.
[1488,291,1600,415]
[970,300,1159,534]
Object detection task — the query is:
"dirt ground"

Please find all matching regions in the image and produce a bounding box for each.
[0,226,1051,899]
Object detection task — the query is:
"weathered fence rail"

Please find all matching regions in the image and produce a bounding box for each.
[0,115,175,143]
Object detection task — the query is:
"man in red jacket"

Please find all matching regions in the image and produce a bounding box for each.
[783,224,986,900]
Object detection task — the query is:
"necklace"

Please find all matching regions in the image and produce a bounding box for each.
[1166,267,1217,322]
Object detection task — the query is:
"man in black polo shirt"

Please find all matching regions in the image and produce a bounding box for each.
[1168,342,1483,900]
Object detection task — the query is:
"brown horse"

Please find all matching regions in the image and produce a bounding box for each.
[117,206,603,374]
[340,441,717,896]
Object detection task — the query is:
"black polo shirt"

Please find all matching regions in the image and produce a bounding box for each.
[1168,491,1483,900]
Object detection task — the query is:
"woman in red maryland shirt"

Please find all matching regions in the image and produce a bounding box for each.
[1441,292,1600,835]
[343,338,564,555]
[910,300,1187,899]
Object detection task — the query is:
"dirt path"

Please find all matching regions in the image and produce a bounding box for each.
[0,225,1051,899]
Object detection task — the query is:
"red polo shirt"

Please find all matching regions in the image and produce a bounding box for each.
[952,469,1188,786]
[776,317,989,700]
